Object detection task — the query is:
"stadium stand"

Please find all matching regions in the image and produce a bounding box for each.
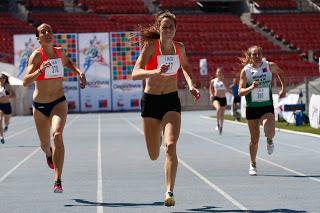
[77,0,148,14]
[0,12,34,63]
[251,13,320,57]
[0,0,319,89]
[157,0,198,10]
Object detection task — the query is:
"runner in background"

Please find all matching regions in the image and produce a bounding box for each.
[0,73,16,143]
[238,45,286,176]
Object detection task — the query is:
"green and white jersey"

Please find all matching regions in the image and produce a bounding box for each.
[244,60,273,107]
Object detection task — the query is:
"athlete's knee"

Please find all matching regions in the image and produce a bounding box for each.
[52,131,63,143]
[250,137,259,145]
[165,142,177,156]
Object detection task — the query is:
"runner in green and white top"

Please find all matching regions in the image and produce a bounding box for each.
[244,60,273,108]
[238,46,286,176]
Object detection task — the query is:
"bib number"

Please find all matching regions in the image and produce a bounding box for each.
[157,55,180,76]
[44,59,64,79]
[252,87,270,102]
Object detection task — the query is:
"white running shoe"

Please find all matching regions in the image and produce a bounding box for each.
[164,191,175,207]
[267,139,274,155]
[249,163,257,176]
[215,126,219,131]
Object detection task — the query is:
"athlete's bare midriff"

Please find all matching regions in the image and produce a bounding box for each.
[33,80,65,102]
[144,75,177,94]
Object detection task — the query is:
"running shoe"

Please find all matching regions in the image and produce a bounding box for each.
[0,138,4,144]
[249,162,257,176]
[215,126,219,131]
[4,126,8,132]
[53,180,63,193]
[164,191,175,207]
[46,148,54,169]
[267,138,274,155]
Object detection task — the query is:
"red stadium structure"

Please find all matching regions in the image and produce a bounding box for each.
[0,0,319,113]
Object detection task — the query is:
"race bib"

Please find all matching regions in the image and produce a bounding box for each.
[157,55,180,76]
[252,87,270,102]
[44,58,64,79]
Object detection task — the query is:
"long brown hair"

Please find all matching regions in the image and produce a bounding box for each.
[239,45,263,66]
[138,10,176,45]
[0,73,9,85]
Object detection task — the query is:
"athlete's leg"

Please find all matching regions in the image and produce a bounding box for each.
[33,108,51,157]
[50,101,67,182]
[0,111,4,143]
[260,112,275,140]
[219,106,226,130]
[213,100,221,128]
[162,111,181,193]
[247,119,260,164]
[4,114,10,130]
[142,117,162,160]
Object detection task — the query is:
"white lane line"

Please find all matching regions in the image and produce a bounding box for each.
[183,129,320,183]
[0,115,80,184]
[200,115,320,154]
[0,147,40,183]
[120,115,248,211]
[200,115,320,138]
[97,115,103,213]
[5,126,35,139]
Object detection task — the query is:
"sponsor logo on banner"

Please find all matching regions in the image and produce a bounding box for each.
[130,99,140,108]
[98,99,108,108]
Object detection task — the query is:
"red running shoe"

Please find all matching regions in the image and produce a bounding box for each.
[53,180,63,193]
[46,148,54,169]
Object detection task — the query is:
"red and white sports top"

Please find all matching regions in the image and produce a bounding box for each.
[35,47,64,81]
[145,40,180,76]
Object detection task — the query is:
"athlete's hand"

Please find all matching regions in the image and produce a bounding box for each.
[251,81,259,89]
[40,60,51,71]
[79,72,86,89]
[156,64,169,75]
[189,85,200,101]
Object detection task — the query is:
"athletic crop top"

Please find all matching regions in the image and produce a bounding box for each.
[35,47,64,81]
[213,79,226,91]
[0,86,6,97]
[145,40,180,76]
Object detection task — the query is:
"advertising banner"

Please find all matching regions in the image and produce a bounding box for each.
[78,33,112,111]
[54,33,80,112]
[110,32,142,111]
[112,80,143,111]
[199,58,208,76]
[13,34,39,79]
[309,94,320,129]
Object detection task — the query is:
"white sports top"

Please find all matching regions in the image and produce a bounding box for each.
[0,86,6,97]
[213,79,226,91]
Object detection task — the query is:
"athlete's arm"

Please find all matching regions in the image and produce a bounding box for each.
[238,68,258,96]
[22,50,50,87]
[59,48,86,89]
[132,40,168,80]
[269,62,286,98]
[178,42,200,100]
[5,84,16,99]
[209,79,214,97]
